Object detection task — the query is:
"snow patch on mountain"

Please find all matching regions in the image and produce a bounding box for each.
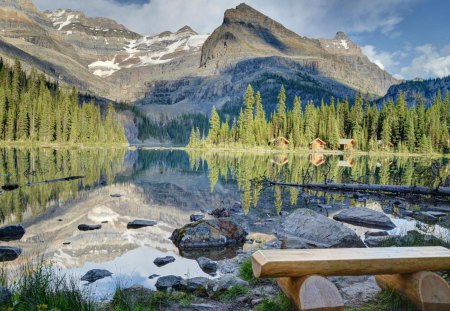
[88,58,121,77]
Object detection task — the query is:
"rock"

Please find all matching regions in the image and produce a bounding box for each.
[364,235,397,247]
[81,269,112,283]
[0,246,22,262]
[196,257,218,275]
[414,211,447,223]
[110,194,125,198]
[127,219,157,229]
[155,275,183,291]
[63,241,71,245]
[148,274,160,279]
[101,221,109,224]
[117,285,154,305]
[333,208,396,230]
[170,218,247,249]
[179,277,209,294]
[207,274,249,294]
[364,231,388,238]
[1,184,19,191]
[153,256,175,267]
[0,224,25,241]
[277,209,365,249]
[0,286,11,304]
[190,214,205,222]
[78,224,101,231]
[209,207,230,218]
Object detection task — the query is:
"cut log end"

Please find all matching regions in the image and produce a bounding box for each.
[376,271,450,311]
[277,275,344,311]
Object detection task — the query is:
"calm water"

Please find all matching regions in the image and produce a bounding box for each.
[1,148,449,298]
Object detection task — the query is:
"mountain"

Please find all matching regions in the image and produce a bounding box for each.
[0,1,399,121]
[381,76,450,105]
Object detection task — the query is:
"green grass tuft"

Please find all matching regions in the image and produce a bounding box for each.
[238,257,255,283]
[346,289,419,311]
[218,285,250,302]
[255,292,293,311]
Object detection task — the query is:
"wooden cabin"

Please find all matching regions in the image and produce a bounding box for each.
[309,138,327,151]
[310,153,325,167]
[339,138,356,151]
[338,157,355,167]
[269,137,290,149]
[272,154,289,166]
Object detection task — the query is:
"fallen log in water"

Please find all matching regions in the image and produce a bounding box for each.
[24,176,85,187]
[265,180,450,197]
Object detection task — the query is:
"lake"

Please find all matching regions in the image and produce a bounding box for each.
[1,148,449,300]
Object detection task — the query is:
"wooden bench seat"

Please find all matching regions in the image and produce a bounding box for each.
[252,247,450,311]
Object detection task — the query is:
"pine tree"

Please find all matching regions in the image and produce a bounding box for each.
[208,106,221,144]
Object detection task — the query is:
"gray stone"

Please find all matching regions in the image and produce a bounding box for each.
[207,274,249,294]
[364,231,388,238]
[153,256,175,267]
[0,286,11,304]
[0,224,25,241]
[81,269,112,283]
[333,208,396,230]
[190,214,205,222]
[148,274,160,279]
[180,277,209,293]
[0,246,22,262]
[364,235,397,247]
[110,194,125,198]
[277,208,365,249]
[170,218,247,249]
[127,219,157,229]
[78,224,101,231]
[196,257,218,275]
[155,275,183,291]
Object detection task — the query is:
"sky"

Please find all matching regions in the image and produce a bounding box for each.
[33,0,450,80]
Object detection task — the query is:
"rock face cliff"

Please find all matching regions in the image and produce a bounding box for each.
[0,1,399,119]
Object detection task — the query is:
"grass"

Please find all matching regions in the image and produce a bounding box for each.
[238,257,256,283]
[217,285,250,302]
[255,292,293,311]
[109,288,193,311]
[346,289,419,311]
[0,261,95,311]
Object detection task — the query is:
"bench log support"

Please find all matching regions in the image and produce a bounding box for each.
[376,271,450,311]
[277,275,344,311]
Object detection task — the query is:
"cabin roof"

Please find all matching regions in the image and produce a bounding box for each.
[310,138,327,145]
[339,138,355,145]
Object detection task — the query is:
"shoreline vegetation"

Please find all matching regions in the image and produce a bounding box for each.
[187,84,450,155]
[0,59,127,145]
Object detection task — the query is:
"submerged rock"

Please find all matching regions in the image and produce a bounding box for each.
[153,256,175,267]
[110,194,125,198]
[148,274,160,279]
[81,269,112,283]
[196,257,218,275]
[155,275,183,291]
[127,219,157,229]
[277,208,365,249]
[0,224,25,241]
[364,235,398,247]
[0,286,11,304]
[170,218,247,249]
[333,208,396,230]
[1,184,19,191]
[0,246,22,262]
[365,231,389,238]
[78,224,102,231]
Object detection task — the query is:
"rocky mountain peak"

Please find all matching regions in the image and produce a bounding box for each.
[177,25,197,34]
[0,0,37,12]
[334,31,350,41]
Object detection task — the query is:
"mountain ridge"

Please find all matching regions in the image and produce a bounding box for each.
[0,0,400,120]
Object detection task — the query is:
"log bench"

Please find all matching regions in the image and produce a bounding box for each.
[252,246,450,311]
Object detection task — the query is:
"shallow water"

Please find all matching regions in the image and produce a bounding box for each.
[1,148,449,298]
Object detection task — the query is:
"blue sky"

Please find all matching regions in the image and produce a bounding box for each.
[34,0,450,80]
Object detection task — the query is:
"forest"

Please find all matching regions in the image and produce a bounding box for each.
[0,59,127,144]
[189,85,450,153]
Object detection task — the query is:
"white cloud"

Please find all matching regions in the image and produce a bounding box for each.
[399,44,450,79]
[361,45,399,71]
